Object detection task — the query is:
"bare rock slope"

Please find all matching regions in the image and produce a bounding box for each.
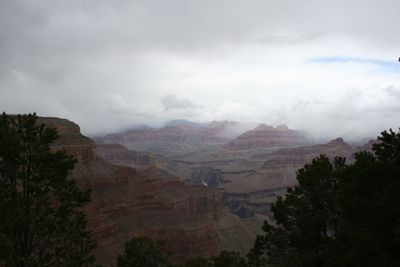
[42,117,262,266]
[225,124,308,150]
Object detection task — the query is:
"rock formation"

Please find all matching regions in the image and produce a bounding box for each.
[259,137,354,171]
[95,121,254,156]
[158,136,357,221]
[220,138,356,219]
[225,124,308,150]
[40,117,261,266]
[39,117,96,162]
[96,143,154,169]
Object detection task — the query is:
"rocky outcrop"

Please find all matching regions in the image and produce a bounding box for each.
[95,143,154,169]
[42,117,258,266]
[39,117,96,162]
[225,124,307,150]
[260,137,354,170]
[189,167,224,188]
[73,162,226,265]
[95,121,254,156]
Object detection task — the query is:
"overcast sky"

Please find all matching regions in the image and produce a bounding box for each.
[1,0,400,140]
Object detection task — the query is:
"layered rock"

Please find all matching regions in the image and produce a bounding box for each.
[95,121,254,156]
[39,117,96,162]
[95,143,154,169]
[225,124,307,150]
[260,137,354,170]
[41,117,259,266]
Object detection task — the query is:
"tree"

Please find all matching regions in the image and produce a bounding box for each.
[333,130,400,266]
[183,257,212,267]
[211,250,247,267]
[117,236,169,267]
[0,113,96,266]
[248,128,400,267]
[180,251,248,267]
[248,155,345,267]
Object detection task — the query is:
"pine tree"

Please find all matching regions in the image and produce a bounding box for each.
[0,113,96,267]
[248,128,400,267]
[117,236,169,267]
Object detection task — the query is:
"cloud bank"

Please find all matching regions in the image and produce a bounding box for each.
[0,0,400,140]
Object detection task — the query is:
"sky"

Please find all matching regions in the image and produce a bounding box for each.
[1,0,400,140]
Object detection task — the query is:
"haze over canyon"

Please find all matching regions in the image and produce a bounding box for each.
[38,116,377,265]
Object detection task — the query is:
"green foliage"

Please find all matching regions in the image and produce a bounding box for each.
[248,129,400,267]
[0,113,96,266]
[117,236,169,267]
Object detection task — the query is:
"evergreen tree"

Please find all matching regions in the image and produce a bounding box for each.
[117,236,169,267]
[211,250,247,267]
[0,113,96,266]
[183,257,212,267]
[248,129,400,267]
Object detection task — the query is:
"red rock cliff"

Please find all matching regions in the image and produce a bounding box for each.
[39,117,96,162]
[226,124,307,150]
[40,118,238,266]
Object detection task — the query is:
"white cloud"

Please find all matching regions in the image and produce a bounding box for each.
[0,0,399,139]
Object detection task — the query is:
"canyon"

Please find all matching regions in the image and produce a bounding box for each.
[42,117,263,266]
[96,121,373,222]
[40,117,374,266]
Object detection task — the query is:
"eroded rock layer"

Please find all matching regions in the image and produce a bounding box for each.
[40,117,260,266]
[95,121,255,156]
[95,143,154,169]
[226,124,308,150]
[39,117,96,162]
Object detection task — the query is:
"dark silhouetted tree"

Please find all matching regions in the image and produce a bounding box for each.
[183,257,212,267]
[248,128,400,267]
[117,236,169,267]
[211,250,247,267]
[0,113,96,267]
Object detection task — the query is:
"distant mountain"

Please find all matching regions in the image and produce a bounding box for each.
[95,120,254,156]
[225,123,308,150]
[259,137,355,171]
[164,119,207,128]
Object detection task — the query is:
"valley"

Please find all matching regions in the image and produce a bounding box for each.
[94,119,373,261]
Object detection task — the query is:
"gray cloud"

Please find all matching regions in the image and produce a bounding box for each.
[161,95,199,111]
[0,0,400,138]
[385,86,400,100]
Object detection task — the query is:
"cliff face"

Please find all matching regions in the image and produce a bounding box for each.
[225,124,307,150]
[39,117,96,162]
[95,143,154,169]
[40,118,257,266]
[260,137,354,170]
[75,162,225,265]
[95,121,252,156]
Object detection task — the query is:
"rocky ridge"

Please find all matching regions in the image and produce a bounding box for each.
[95,143,155,169]
[41,117,261,266]
[225,124,308,150]
[95,120,256,156]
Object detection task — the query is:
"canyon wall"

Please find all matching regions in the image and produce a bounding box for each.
[225,124,308,150]
[41,117,260,266]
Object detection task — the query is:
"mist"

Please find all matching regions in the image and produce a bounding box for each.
[1,0,400,140]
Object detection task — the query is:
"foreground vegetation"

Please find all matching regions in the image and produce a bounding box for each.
[1,113,400,266]
[0,113,95,266]
[248,129,400,267]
